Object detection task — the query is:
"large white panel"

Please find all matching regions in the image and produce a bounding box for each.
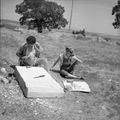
[15,66,64,98]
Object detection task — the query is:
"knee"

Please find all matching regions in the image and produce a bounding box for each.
[37,58,48,65]
[60,69,68,77]
[43,58,48,64]
[60,70,66,78]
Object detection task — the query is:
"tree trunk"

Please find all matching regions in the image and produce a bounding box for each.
[37,26,42,33]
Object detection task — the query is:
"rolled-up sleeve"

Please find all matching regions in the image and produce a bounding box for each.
[35,43,43,58]
[36,43,43,52]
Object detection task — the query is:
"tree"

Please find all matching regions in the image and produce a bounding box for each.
[112,0,120,29]
[15,0,68,33]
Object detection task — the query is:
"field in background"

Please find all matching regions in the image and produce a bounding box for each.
[0,19,120,120]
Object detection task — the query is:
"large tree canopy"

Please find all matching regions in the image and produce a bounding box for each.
[112,0,120,29]
[15,0,68,33]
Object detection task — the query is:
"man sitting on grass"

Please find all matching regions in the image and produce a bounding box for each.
[50,47,84,80]
[16,36,49,71]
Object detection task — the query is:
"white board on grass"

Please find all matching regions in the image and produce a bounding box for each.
[14,66,64,98]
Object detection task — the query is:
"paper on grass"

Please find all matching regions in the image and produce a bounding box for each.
[63,81,91,92]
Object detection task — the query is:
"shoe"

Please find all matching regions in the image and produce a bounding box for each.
[10,65,16,69]
[78,77,84,80]
[80,77,84,80]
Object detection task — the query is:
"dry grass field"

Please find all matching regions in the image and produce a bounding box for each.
[0,20,120,120]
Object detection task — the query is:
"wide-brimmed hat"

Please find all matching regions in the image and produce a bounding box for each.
[26,36,36,44]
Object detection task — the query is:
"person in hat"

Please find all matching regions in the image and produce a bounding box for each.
[50,47,84,79]
[16,36,49,71]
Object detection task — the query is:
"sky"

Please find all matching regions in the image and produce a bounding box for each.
[1,0,119,35]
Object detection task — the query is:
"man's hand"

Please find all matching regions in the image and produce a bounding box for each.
[50,68,54,71]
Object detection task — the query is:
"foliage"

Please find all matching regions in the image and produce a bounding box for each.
[15,0,68,33]
[112,0,120,29]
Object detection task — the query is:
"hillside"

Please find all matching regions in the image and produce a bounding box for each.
[0,20,120,120]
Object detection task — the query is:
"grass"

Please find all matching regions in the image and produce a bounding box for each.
[0,20,120,120]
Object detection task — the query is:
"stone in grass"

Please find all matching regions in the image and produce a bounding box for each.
[1,67,7,73]
[0,75,9,84]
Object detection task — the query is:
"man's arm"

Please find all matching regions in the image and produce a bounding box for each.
[73,55,83,63]
[36,42,43,52]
